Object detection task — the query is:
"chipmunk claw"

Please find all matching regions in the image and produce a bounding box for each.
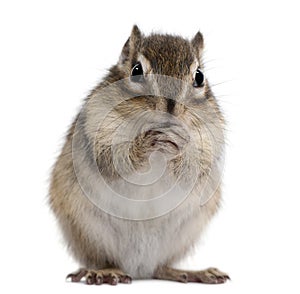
[66,268,132,285]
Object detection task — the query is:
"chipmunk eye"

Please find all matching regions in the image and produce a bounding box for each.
[193,68,205,88]
[131,62,144,82]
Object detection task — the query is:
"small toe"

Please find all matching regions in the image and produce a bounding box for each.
[85,271,96,285]
[107,273,119,285]
[66,268,88,282]
[206,268,230,284]
[120,274,132,284]
[95,273,104,285]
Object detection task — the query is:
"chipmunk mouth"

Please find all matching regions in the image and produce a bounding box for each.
[145,130,162,136]
[145,130,180,151]
[156,139,179,150]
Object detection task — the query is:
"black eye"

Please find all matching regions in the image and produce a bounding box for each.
[193,68,204,87]
[131,62,144,83]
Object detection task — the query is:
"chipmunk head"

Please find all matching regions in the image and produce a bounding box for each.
[84,26,224,177]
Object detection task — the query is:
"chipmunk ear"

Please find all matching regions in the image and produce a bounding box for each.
[119,25,142,64]
[191,31,204,58]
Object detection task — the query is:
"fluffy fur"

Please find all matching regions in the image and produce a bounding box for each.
[49,26,225,279]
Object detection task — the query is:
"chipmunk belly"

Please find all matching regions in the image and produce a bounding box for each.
[81,188,207,279]
[111,205,205,279]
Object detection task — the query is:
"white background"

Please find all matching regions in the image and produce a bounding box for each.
[1,0,299,293]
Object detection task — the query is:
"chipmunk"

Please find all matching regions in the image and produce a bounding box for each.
[49,25,229,285]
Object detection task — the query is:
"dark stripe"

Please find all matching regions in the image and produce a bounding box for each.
[166,98,176,114]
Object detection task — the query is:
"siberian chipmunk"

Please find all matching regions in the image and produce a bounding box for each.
[49,25,229,285]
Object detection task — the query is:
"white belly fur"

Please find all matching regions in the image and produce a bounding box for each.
[79,188,209,278]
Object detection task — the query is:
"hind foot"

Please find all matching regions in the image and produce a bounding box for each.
[154,266,230,284]
[66,268,132,285]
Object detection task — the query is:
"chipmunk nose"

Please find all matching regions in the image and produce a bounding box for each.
[153,75,185,116]
[166,98,176,114]
[155,97,185,116]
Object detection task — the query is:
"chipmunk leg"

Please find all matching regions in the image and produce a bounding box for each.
[153,266,230,284]
[66,268,132,285]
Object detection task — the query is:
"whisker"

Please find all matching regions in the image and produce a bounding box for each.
[209,80,233,88]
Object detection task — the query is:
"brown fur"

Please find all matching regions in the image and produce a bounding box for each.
[49,25,227,284]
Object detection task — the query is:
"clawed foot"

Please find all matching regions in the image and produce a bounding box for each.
[154,266,230,284]
[66,268,132,285]
[188,267,230,284]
